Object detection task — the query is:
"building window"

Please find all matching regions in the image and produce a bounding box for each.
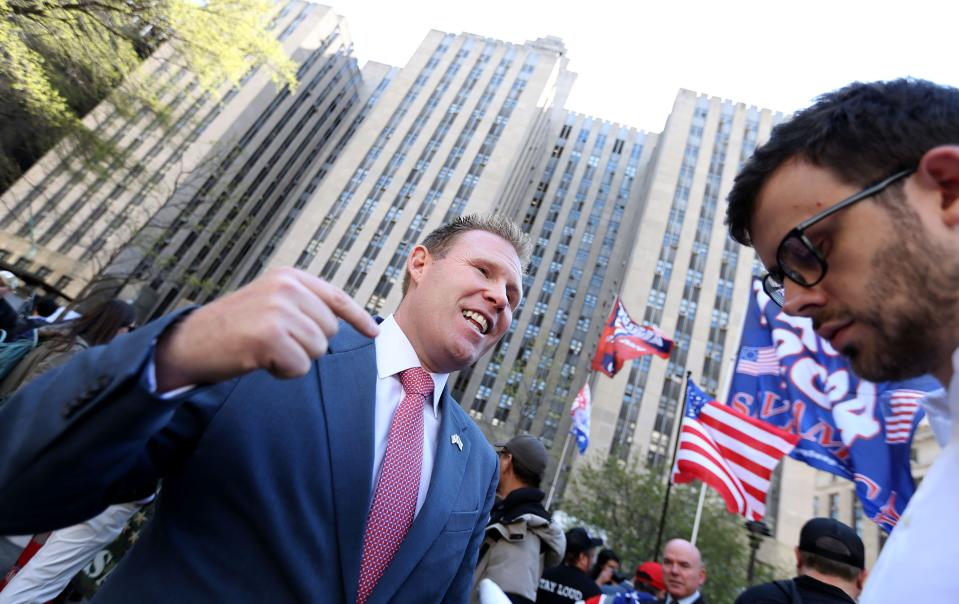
[828,493,839,519]
[53,275,73,292]
[852,494,863,537]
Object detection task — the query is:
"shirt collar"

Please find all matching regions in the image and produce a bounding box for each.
[672,592,701,604]
[375,314,448,418]
[921,346,959,447]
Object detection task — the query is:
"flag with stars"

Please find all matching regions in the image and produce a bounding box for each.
[570,383,591,454]
[673,379,799,520]
[726,280,941,532]
[591,297,673,377]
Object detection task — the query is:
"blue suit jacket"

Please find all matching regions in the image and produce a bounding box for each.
[0,311,499,602]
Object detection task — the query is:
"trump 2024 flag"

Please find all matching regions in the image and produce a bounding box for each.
[727,281,941,532]
[673,379,800,521]
[591,297,673,377]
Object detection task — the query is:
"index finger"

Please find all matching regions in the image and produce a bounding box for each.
[296,271,380,338]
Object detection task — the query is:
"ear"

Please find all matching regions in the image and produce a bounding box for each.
[918,145,959,227]
[406,244,432,289]
[794,547,802,571]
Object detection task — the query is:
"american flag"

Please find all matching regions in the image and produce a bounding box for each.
[736,346,779,376]
[570,383,592,454]
[884,389,926,444]
[672,380,800,520]
[873,492,901,529]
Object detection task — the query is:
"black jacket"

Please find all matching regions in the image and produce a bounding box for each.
[490,487,550,525]
[735,575,856,604]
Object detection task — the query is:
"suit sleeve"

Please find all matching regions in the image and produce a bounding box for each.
[0,309,237,534]
[443,456,499,603]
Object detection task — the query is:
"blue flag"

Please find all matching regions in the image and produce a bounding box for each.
[727,281,941,533]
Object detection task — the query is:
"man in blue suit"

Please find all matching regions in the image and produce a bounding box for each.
[0,214,530,602]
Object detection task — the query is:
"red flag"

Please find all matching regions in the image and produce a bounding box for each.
[672,380,800,521]
[591,297,673,377]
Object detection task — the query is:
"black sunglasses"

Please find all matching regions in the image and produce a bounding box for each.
[762,168,914,307]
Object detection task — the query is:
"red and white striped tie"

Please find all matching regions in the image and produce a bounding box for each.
[356,367,433,604]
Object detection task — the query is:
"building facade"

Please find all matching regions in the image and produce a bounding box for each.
[586,91,780,470]
[0,2,366,306]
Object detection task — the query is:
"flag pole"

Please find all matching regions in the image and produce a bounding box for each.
[545,431,571,510]
[546,371,596,509]
[652,370,693,559]
[690,481,707,545]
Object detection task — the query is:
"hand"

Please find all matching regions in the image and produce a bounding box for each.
[154,267,379,391]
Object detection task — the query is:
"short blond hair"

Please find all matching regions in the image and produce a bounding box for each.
[401,214,530,294]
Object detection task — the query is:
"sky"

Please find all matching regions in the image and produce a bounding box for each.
[330,0,957,133]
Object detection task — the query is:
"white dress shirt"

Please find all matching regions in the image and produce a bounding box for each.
[372,315,448,517]
[667,591,702,604]
[860,346,959,601]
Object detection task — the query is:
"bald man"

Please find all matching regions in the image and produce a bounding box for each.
[660,539,706,604]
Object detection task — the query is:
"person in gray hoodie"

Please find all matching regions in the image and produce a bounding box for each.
[472,435,565,604]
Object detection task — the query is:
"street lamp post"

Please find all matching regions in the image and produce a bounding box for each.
[745,520,772,584]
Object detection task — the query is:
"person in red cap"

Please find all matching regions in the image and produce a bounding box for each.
[580,562,665,603]
[632,561,666,601]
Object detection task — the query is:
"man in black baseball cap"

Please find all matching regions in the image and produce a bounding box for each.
[471,435,565,604]
[735,517,867,603]
[536,527,604,604]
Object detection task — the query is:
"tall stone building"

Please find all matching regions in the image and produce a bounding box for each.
[0,1,369,305]
[446,113,658,458]
[588,91,781,467]
[0,1,784,505]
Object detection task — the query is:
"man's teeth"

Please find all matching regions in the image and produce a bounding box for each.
[463,310,488,334]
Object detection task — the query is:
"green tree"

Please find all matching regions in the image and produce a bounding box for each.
[561,456,781,603]
[0,0,297,190]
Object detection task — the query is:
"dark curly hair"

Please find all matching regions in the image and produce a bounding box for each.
[726,78,959,246]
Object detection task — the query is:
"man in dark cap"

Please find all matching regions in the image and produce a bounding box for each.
[471,435,565,604]
[735,517,867,603]
[536,527,603,604]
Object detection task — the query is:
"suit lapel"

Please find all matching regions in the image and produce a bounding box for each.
[369,388,472,602]
[319,340,377,602]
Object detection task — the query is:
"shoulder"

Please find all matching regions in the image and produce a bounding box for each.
[327,320,377,353]
[734,580,791,603]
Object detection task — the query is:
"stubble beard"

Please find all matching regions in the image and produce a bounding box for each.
[844,222,959,382]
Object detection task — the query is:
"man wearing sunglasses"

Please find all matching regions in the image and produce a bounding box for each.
[725,78,959,601]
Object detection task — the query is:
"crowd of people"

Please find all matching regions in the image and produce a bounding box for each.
[0,75,957,603]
